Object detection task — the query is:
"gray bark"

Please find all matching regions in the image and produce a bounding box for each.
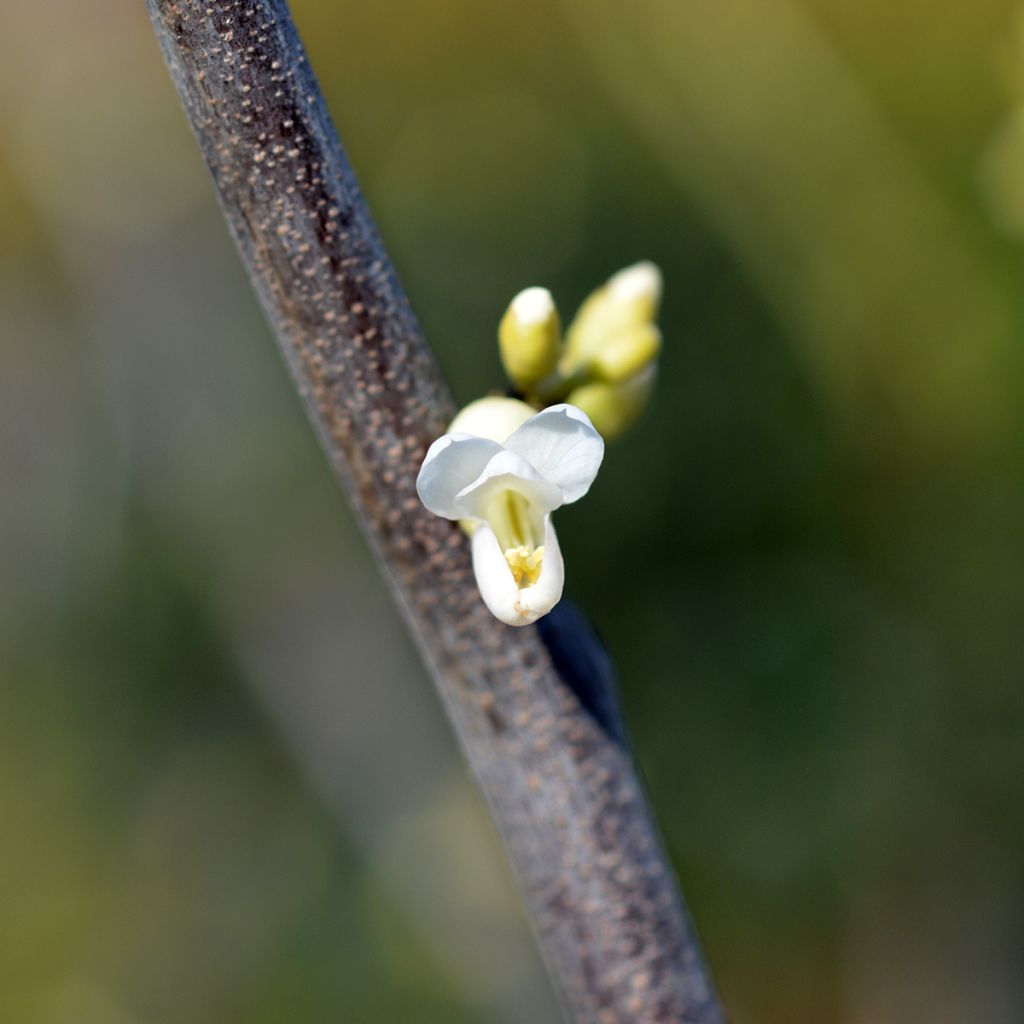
[144,2,726,1020]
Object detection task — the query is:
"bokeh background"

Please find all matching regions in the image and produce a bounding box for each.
[3,1,1024,1021]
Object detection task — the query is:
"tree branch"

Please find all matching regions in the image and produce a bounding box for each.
[144,2,725,1020]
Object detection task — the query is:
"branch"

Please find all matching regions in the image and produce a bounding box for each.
[145,2,726,1019]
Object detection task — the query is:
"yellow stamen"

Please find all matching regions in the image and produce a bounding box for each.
[477,489,546,590]
[504,544,545,588]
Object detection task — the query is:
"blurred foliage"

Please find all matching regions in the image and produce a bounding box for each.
[2,1,1024,1022]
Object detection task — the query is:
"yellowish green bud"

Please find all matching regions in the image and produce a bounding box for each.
[498,287,562,387]
[566,366,656,441]
[591,323,661,383]
[563,261,662,372]
[605,261,662,324]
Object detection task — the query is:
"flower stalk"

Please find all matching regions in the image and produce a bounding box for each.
[145,2,725,1021]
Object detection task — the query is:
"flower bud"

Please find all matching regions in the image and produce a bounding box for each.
[563,261,662,371]
[591,323,661,383]
[566,366,656,441]
[448,395,535,444]
[605,261,662,324]
[498,287,562,388]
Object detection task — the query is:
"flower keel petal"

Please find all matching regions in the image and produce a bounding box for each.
[471,518,564,626]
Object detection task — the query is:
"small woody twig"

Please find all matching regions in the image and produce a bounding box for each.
[145,2,726,1020]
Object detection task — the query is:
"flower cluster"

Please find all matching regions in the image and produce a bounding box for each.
[498,261,662,441]
[417,264,662,626]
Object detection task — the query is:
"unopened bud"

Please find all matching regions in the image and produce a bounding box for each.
[566,366,656,441]
[564,261,662,372]
[606,261,662,324]
[448,395,535,444]
[591,323,661,383]
[499,287,561,387]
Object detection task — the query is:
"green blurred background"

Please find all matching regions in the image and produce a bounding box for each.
[3,1,1024,1021]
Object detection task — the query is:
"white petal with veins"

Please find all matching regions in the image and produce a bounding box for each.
[503,404,605,503]
[416,433,503,519]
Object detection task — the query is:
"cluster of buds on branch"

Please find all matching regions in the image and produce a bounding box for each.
[418,264,663,626]
[500,261,662,440]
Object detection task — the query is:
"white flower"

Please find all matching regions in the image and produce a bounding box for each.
[417,400,605,626]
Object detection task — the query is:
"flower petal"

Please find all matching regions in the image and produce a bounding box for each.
[503,404,605,503]
[471,517,565,626]
[416,433,504,519]
[452,449,563,521]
